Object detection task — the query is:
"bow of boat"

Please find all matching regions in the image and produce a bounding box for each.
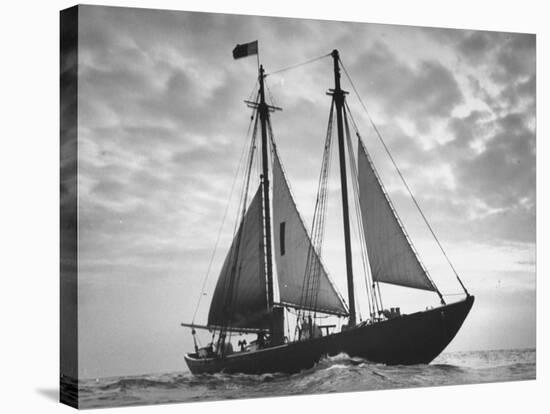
[326,295,475,365]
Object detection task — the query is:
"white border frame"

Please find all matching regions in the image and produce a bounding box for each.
[0,1,545,413]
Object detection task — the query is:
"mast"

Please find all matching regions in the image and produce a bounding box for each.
[331,49,356,327]
[258,64,275,310]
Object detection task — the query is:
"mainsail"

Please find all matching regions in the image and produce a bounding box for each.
[357,138,436,291]
[272,151,348,316]
[208,186,270,329]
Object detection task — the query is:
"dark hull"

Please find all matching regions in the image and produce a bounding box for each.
[185,296,474,375]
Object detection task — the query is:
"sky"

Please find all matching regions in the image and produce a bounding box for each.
[73,5,535,379]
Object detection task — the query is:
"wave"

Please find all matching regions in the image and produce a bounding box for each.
[78,349,536,408]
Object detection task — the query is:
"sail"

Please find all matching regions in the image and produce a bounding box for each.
[272,151,348,316]
[357,139,436,291]
[208,186,270,329]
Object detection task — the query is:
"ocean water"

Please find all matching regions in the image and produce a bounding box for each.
[76,348,535,409]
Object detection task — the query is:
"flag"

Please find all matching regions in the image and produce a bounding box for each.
[233,41,258,60]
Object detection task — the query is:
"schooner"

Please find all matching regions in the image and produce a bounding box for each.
[182,42,474,374]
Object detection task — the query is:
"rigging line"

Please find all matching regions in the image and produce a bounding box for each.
[345,100,444,304]
[339,58,468,298]
[376,282,384,312]
[342,104,377,319]
[344,136,367,314]
[311,105,336,319]
[345,106,382,318]
[268,115,348,316]
[322,104,340,313]
[231,94,261,241]
[217,102,260,337]
[349,106,442,301]
[308,102,333,316]
[218,111,260,347]
[248,80,259,102]
[267,53,331,76]
[264,78,278,109]
[303,129,328,311]
[191,100,259,324]
[298,99,334,321]
[344,103,385,316]
[343,121,370,317]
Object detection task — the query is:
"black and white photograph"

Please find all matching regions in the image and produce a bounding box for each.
[56,1,539,411]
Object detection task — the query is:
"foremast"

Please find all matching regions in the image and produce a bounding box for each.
[258,65,275,311]
[257,64,286,344]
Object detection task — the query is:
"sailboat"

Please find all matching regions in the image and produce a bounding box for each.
[182,42,474,375]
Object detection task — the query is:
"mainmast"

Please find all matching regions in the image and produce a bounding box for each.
[258,65,275,310]
[331,49,356,327]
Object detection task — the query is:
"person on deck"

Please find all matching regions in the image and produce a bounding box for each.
[256,332,265,348]
[299,316,311,340]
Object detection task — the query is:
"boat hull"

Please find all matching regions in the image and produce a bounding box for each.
[185,296,474,375]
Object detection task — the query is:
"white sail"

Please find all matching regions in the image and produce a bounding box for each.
[272,151,348,316]
[357,138,436,291]
[208,186,270,329]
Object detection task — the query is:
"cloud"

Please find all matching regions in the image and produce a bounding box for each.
[446,109,493,150]
[75,9,536,253]
[457,31,497,64]
[349,41,463,134]
[392,105,536,246]
[491,34,535,84]
[456,112,535,208]
[497,74,536,114]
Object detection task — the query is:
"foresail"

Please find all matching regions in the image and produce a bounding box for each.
[272,151,348,316]
[357,139,436,291]
[208,186,270,329]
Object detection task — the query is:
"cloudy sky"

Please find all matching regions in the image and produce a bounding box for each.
[75,5,535,378]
